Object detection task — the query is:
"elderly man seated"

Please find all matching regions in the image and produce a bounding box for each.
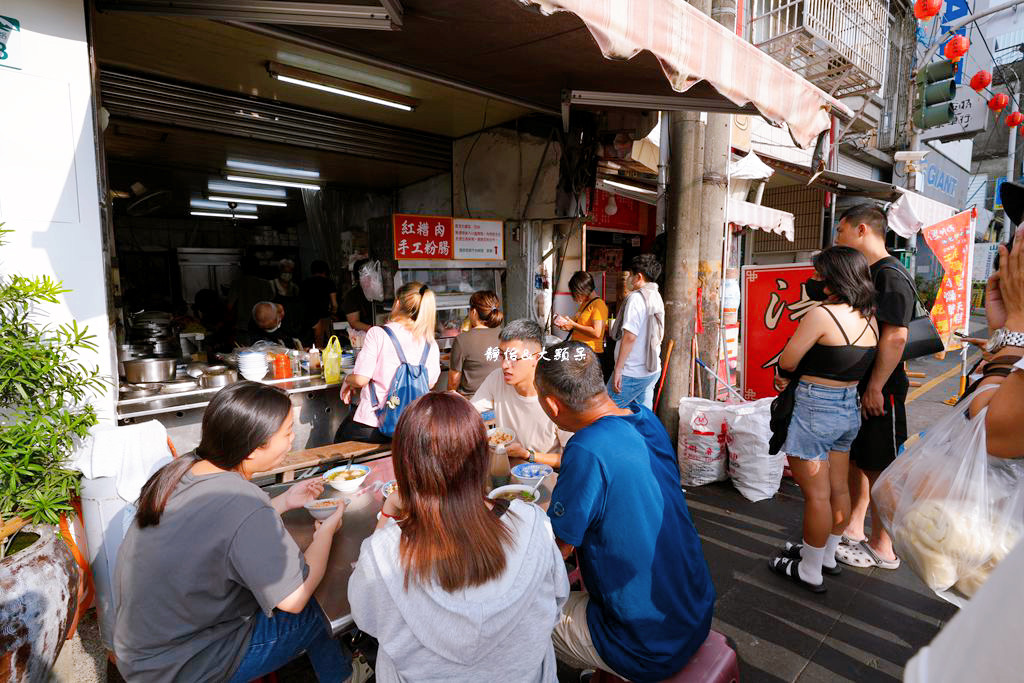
[246,301,294,346]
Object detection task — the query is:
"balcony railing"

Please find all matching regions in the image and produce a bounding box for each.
[751,0,889,98]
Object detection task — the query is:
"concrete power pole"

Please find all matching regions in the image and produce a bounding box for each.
[658,0,714,438]
[657,112,705,438]
[696,0,738,398]
[1006,96,1018,240]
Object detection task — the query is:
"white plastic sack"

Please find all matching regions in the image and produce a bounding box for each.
[677,398,731,487]
[873,400,1024,606]
[726,398,784,502]
[359,259,384,302]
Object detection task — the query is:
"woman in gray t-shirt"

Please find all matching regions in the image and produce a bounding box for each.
[448,290,503,398]
[113,382,351,683]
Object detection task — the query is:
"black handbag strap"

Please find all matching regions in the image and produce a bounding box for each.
[877,264,928,317]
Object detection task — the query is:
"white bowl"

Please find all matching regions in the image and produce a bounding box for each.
[303,495,349,520]
[323,464,371,492]
[240,366,268,381]
[487,427,516,454]
[511,463,553,488]
[488,484,540,504]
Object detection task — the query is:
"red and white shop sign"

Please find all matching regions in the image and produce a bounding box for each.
[393,214,453,259]
[740,263,817,401]
[454,218,504,260]
[393,214,504,261]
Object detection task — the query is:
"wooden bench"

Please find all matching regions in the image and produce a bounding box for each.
[254,441,389,483]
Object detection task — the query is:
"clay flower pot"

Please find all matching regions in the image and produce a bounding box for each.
[0,525,79,682]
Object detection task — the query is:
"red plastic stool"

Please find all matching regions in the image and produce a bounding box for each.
[592,630,739,683]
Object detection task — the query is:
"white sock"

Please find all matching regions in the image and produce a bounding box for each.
[798,540,825,585]
[823,534,842,568]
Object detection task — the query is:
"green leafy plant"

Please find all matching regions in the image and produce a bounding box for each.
[0,227,105,557]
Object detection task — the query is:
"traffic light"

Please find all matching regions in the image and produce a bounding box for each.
[913,60,957,129]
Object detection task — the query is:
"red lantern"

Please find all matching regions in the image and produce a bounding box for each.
[990,93,1010,112]
[914,0,942,20]
[943,35,970,62]
[970,70,993,92]
[1007,111,1023,127]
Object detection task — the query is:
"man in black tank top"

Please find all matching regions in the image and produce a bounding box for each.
[834,204,915,569]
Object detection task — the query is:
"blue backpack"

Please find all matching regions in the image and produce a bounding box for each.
[370,326,432,437]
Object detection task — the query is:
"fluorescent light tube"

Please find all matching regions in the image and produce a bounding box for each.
[191,211,259,220]
[602,179,656,194]
[226,160,320,179]
[208,195,288,207]
[225,174,321,191]
[190,198,258,212]
[208,180,287,198]
[273,73,414,111]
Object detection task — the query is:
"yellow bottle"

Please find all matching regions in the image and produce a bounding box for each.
[323,335,343,384]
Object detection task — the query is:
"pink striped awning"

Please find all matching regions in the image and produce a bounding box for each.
[518,0,852,148]
[729,198,795,241]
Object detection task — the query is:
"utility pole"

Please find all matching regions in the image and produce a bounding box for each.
[659,0,713,437]
[1005,96,1018,239]
[658,110,705,438]
[696,0,737,398]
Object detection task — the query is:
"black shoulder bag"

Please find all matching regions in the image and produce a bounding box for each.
[878,264,945,361]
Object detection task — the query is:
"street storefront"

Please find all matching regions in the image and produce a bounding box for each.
[3,0,870,678]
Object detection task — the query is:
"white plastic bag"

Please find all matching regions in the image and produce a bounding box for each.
[677,398,731,487]
[726,398,784,502]
[359,260,384,302]
[873,400,1024,606]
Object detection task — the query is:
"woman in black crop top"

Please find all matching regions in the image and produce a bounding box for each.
[769,246,879,593]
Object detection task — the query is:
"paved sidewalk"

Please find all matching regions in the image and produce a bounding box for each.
[686,480,957,683]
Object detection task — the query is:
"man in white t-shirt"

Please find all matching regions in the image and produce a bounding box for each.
[607,254,665,409]
[472,319,573,468]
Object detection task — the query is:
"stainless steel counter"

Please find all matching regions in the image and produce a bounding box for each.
[116,375,342,420]
[118,375,347,455]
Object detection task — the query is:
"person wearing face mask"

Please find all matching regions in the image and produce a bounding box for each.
[766,246,879,593]
[247,301,296,346]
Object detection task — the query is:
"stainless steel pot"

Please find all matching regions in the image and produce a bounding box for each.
[122,357,177,384]
[117,344,155,376]
[199,369,238,389]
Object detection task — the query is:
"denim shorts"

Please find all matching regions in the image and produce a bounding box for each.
[782,381,861,461]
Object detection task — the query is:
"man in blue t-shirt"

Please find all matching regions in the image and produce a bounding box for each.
[534,341,716,682]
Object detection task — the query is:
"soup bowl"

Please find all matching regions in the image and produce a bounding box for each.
[323,464,371,493]
[303,495,349,520]
[488,484,540,505]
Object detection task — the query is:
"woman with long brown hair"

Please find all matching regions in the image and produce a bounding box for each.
[447,290,503,397]
[113,382,350,682]
[349,392,568,681]
[338,281,441,442]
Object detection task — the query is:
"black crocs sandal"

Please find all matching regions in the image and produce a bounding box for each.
[768,554,827,593]
[780,542,842,576]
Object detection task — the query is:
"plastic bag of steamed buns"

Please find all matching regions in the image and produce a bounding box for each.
[894,499,1021,599]
[874,403,1024,605]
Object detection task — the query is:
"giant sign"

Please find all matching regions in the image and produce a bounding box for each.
[918,149,969,208]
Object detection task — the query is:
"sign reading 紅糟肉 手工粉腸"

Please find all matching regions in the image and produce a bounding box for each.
[393,214,504,261]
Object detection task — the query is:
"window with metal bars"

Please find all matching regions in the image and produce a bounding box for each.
[753,185,825,253]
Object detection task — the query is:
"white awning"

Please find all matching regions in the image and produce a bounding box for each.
[729,198,794,241]
[517,0,851,148]
[887,190,960,238]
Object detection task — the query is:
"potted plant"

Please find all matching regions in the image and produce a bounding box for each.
[0,227,105,678]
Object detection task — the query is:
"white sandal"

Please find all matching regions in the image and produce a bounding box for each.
[836,540,900,569]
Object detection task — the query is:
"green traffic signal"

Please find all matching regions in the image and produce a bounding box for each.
[913,60,957,129]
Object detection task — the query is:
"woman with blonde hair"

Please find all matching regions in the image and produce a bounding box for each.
[448,290,504,397]
[338,282,441,442]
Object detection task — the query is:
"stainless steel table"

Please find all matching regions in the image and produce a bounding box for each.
[279,454,394,634]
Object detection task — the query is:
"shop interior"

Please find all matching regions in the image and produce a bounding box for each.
[93,10,530,402]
